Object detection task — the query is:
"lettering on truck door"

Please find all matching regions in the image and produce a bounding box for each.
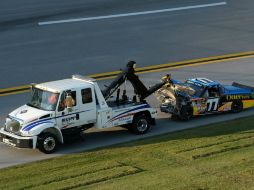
[56,90,80,129]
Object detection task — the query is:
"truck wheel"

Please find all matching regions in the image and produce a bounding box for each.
[131,114,151,135]
[38,132,58,154]
[179,106,192,121]
[231,100,243,113]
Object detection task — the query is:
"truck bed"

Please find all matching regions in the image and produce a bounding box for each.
[107,100,144,110]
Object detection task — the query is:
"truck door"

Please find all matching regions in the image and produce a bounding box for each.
[56,90,80,129]
[78,88,97,125]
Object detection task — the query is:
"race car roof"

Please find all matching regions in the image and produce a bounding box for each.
[186,78,220,87]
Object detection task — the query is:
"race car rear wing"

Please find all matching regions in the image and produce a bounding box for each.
[232,82,254,91]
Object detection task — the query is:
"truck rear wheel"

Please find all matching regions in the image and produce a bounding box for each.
[38,132,58,154]
[131,114,151,135]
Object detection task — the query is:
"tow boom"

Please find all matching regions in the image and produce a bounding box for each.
[102,61,170,101]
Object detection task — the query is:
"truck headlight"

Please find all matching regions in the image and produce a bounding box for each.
[5,118,21,133]
[4,116,12,131]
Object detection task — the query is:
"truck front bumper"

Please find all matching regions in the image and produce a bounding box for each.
[0,128,37,149]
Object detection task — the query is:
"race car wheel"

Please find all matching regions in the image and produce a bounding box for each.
[38,132,58,154]
[131,114,151,135]
[231,100,243,113]
[171,114,179,120]
[179,105,193,121]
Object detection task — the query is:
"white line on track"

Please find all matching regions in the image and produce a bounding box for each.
[38,2,227,26]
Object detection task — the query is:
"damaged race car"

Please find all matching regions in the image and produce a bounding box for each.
[155,76,254,121]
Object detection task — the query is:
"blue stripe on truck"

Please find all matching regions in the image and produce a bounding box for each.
[22,109,92,131]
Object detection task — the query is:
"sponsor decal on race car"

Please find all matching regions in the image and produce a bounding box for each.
[226,94,251,101]
[218,102,232,112]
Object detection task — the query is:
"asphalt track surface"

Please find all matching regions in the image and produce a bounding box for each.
[1,0,254,89]
[0,57,254,169]
[1,0,254,168]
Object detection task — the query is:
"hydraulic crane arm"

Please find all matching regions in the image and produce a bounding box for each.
[102,61,170,101]
[101,61,135,100]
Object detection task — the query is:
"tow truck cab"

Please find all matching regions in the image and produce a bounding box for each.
[0,75,157,153]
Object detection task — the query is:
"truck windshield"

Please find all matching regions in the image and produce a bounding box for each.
[27,87,59,111]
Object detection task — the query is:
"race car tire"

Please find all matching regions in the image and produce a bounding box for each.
[231,100,243,113]
[171,114,179,120]
[179,105,193,121]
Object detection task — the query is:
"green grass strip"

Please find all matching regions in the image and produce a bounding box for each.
[0,116,254,190]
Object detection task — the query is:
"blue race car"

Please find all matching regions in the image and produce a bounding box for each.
[155,77,254,120]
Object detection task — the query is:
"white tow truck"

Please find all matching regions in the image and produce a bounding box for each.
[0,62,168,153]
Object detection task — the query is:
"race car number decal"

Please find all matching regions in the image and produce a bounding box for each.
[207,98,219,111]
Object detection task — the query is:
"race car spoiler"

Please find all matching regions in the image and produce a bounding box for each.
[232,82,254,91]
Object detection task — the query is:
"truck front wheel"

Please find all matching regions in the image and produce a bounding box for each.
[131,114,151,135]
[38,132,58,154]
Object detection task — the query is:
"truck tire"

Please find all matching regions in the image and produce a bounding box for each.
[179,105,193,121]
[37,132,58,154]
[131,114,151,135]
[231,100,243,113]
